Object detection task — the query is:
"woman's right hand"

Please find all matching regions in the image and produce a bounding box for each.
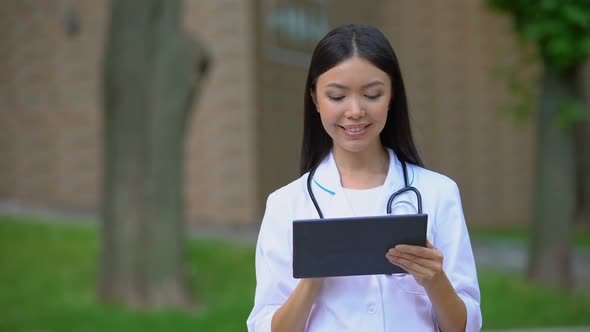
[301,277,324,292]
[271,277,325,332]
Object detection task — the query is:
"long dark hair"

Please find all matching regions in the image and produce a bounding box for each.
[300,24,423,175]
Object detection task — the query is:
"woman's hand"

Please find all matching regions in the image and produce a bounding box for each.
[271,277,325,332]
[385,240,445,291]
[386,241,469,331]
[300,277,325,294]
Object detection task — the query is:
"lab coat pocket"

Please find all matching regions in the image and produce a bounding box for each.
[394,274,427,295]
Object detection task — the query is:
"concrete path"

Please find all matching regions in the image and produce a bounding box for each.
[472,239,590,288]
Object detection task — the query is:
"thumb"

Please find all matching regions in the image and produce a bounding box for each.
[426,240,436,249]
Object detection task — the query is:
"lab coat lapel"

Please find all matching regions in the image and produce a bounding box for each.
[311,152,353,218]
[311,148,411,218]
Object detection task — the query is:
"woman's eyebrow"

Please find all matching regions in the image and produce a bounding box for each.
[325,82,348,90]
[325,80,385,90]
[363,80,385,88]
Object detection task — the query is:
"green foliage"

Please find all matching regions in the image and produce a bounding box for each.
[493,60,539,125]
[488,0,590,70]
[558,96,588,128]
[2,217,590,331]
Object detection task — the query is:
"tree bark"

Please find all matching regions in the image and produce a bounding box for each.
[527,64,576,288]
[99,0,209,309]
[574,61,590,226]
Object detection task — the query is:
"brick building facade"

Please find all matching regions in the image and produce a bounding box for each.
[0,0,536,227]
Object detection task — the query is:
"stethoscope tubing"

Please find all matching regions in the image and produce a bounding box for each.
[307,157,423,218]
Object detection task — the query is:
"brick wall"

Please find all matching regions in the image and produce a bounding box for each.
[0,1,61,208]
[184,0,257,225]
[0,0,258,224]
[0,0,538,227]
[379,0,536,226]
[254,0,537,227]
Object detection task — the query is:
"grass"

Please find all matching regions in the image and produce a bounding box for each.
[0,215,255,332]
[480,269,590,330]
[0,215,589,331]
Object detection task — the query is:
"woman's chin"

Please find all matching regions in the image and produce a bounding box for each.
[334,142,373,154]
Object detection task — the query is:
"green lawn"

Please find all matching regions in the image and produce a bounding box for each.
[479,269,590,329]
[1,215,589,331]
[0,216,255,332]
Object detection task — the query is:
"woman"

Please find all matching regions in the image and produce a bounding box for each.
[247,24,481,332]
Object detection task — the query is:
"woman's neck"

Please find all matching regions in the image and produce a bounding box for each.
[333,144,389,189]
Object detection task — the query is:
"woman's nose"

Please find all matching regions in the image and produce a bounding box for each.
[345,98,364,119]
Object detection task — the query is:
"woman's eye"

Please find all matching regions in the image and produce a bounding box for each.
[365,94,382,100]
[328,96,345,101]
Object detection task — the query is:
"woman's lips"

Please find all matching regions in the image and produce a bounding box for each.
[340,124,370,137]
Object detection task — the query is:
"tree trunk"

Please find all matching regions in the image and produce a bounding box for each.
[99,0,209,309]
[527,64,576,288]
[574,61,590,226]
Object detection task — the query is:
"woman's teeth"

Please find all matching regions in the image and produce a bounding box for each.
[346,127,364,132]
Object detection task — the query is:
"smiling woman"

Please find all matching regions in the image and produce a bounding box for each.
[312,57,391,178]
[247,24,482,332]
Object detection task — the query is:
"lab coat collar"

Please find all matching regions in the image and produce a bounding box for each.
[311,148,406,218]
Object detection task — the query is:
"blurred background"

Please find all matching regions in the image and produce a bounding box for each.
[0,0,540,228]
[0,0,589,331]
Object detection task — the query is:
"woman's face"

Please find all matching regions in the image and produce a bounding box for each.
[312,56,391,155]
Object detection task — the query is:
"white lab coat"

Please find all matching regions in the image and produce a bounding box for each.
[247,148,482,331]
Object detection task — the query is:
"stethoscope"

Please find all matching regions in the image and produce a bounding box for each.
[306,157,423,219]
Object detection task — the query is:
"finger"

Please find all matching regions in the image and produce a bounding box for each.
[387,250,434,268]
[426,240,440,251]
[388,250,441,271]
[388,254,430,276]
[388,248,423,262]
[394,245,439,259]
[385,252,397,264]
[387,248,399,256]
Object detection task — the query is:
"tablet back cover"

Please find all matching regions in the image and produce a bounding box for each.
[292,214,428,278]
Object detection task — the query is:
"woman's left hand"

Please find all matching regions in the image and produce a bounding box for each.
[385,240,445,291]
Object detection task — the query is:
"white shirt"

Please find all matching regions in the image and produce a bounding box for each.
[247,149,482,331]
[342,185,385,217]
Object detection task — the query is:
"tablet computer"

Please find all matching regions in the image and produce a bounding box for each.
[292,214,428,278]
